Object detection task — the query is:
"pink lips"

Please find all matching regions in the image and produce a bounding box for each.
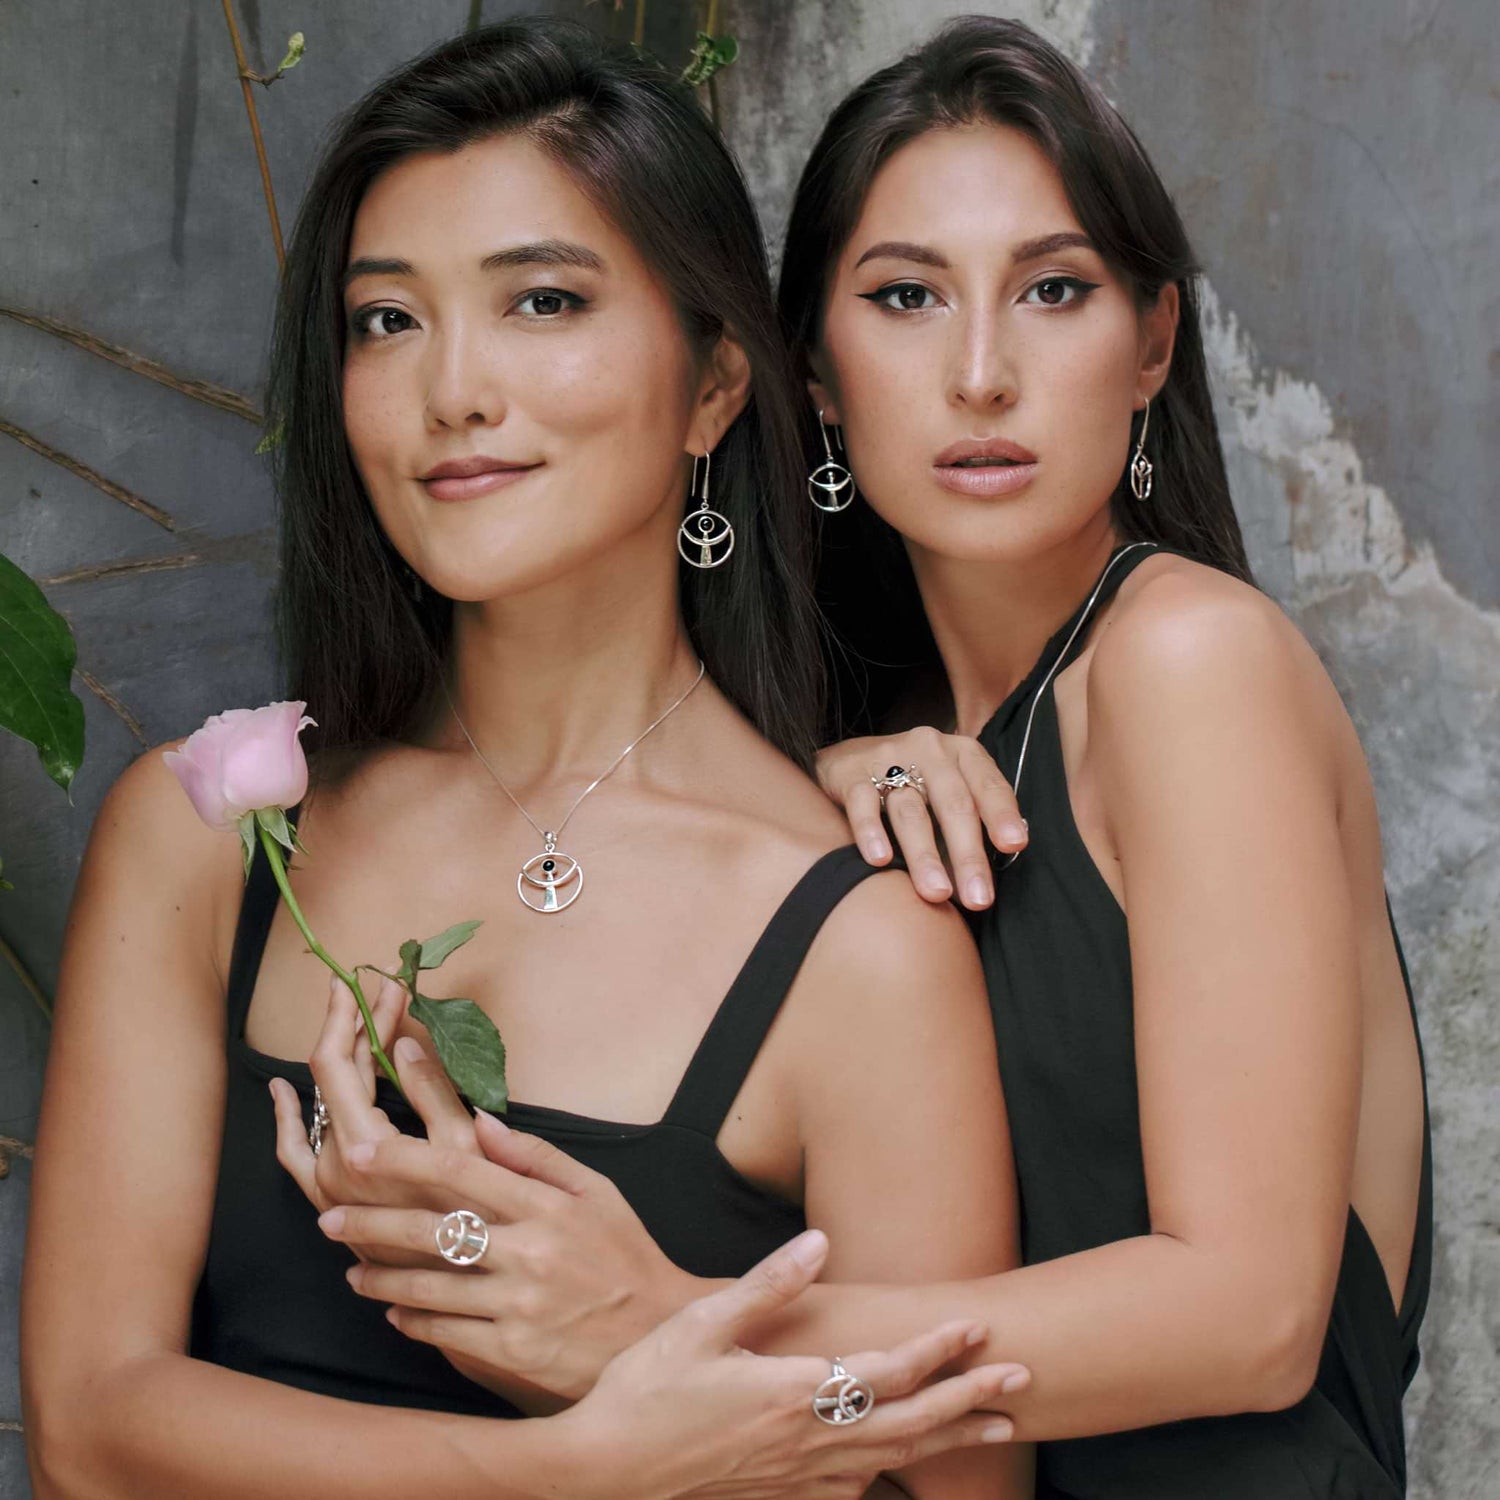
[420,455,542,502]
[932,437,1039,498]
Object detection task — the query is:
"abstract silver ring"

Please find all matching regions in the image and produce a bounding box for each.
[813,1358,875,1426]
[435,1208,490,1267]
[870,763,926,804]
[308,1085,331,1158]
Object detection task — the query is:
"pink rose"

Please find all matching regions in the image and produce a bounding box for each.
[163,701,315,830]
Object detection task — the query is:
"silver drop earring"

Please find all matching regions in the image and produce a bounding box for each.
[1129,398,1154,501]
[677,450,735,569]
[807,408,855,513]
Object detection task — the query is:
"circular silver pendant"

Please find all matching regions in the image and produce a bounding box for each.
[435,1208,490,1266]
[677,507,735,569]
[518,848,583,913]
[808,460,855,513]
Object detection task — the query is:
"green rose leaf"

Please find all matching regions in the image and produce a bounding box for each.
[237,812,257,879]
[417,919,482,970]
[277,32,305,74]
[254,804,297,858]
[0,551,85,794]
[409,993,509,1112]
[396,938,423,986]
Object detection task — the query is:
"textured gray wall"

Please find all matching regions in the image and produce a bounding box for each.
[1,2,1494,1495]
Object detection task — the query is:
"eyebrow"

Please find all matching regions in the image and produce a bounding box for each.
[852,230,1097,273]
[341,238,605,291]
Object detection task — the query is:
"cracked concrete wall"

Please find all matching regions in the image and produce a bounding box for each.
[717,3,1496,1495]
[1,1,1493,1495]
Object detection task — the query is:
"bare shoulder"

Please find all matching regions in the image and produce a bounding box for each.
[73,741,244,971]
[798,865,990,1028]
[1089,555,1338,737]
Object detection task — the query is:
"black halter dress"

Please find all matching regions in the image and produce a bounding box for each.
[973,543,1432,1499]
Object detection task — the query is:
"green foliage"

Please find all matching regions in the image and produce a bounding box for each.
[681,32,738,88]
[397,921,507,1111]
[0,551,85,795]
[277,32,305,73]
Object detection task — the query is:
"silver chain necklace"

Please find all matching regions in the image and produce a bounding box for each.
[446,660,706,913]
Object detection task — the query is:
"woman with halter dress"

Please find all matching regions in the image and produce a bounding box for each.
[20,21,1034,1500]
[304,18,1431,1500]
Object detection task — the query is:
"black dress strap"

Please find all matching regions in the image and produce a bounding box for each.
[662,845,889,1137]
[225,806,300,1039]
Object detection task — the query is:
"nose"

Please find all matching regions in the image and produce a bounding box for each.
[948,307,1018,412]
[423,324,506,431]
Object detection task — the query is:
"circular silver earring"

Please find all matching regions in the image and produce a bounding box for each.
[677,450,735,569]
[1129,398,1154,501]
[808,409,855,513]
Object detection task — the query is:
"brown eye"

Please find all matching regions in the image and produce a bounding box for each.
[896,285,928,310]
[1035,279,1069,306]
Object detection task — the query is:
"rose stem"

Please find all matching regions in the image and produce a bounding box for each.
[255,824,406,1099]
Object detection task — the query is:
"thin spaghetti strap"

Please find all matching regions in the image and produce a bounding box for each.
[662,846,888,1137]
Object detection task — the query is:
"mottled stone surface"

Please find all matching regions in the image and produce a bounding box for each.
[1,2,1494,1495]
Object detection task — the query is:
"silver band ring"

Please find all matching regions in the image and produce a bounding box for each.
[436,1208,490,1267]
[812,1358,875,1425]
[870,764,926,804]
[309,1085,331,1158]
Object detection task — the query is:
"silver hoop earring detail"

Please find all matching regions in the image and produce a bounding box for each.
[1129,398,1154,501]
[808,409,855,513]
[677,451,734,569]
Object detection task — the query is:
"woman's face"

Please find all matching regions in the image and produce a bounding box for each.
[813,122,1176,567]
[342,133,725,602]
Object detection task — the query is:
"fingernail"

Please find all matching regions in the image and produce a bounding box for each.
[345,1264,363,1289]
[475,1108,508,1132]
[393,1036,422,1065]
[965,877,992,907]
[982,1419,1014,1443]
[964,1325,987,1348]
[789,1229,828,1268]
[868,837,891,862]
[346,1141,376,1168]
[385,1306,401,1327]
[1000,821,1028,847]
[318,1208,345,1235]
[1001,1370,1029,1394]
[329,972,342,994]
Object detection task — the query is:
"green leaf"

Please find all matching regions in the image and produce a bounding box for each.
[254,419,285,454]
[681,32,740,87]
[0,551,85,793]
[237,812,257,879]
[417,920,482,970]
[254,804,296,857]
[397,938,423,986]
[0,852,12,892]
[409,993,508,1112]
[277,32,305,73]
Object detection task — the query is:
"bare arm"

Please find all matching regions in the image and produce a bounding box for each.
[784,874,1032,1496]
[760,584,1362,1437]
[19,750,1016,1498]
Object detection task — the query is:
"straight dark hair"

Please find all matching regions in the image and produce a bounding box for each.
[778,15,1252,736]
[267,17,823,768]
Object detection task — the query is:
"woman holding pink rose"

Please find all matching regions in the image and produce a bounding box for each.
[21,19,1029,1500]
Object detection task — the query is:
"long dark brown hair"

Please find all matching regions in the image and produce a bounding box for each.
[267,18,823,767]
[777,15,1251,736]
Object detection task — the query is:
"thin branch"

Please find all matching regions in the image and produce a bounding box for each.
[0,417,178,532]
[467,0,484,33]
[77,669,149,748]
[220,0,285,268]
[0,932,51,1023]
[634,0,646,47]
[42,552,202,587]
[0,307,261,424]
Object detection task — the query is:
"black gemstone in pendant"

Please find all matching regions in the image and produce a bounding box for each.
[542,858,556,873]
[887,765,904,778]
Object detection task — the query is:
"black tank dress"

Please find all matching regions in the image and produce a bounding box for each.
[190,840,885,1416]
[974,542,1433,1498]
